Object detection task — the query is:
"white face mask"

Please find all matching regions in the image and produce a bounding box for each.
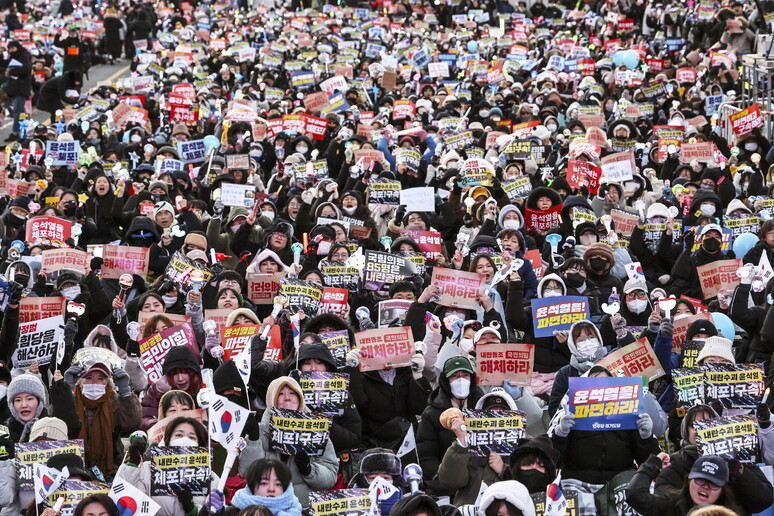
[449,377,471,399]
[674,313,691,320]
[459,338,474,355]
[627,299,648,314]
[543,290,562,297]
[261,210,275,221]
[61,285,81,301]
[170,436,199,447]
[343,206,357,215]
[130,134,142,143]
[546,124,558,133]
[700,204,716,216]
[318,240,332,255]
[296,144,309,154]
[82,383,106,400]
[0,384,6,400]
[231,223,242,233]
[576,337,600,358]
[745,142,758,151]
[162,295,177,307]
[502,219,519,230]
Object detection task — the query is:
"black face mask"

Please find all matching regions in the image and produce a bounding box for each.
[515,469,550,493]
[589,257,607,272]
[15,275,29,287]
[703,237,721,253]
[564,272,585,288]
[63,203,77,217]
[4,212,24,227]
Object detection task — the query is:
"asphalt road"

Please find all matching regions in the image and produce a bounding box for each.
[0,60,130,143]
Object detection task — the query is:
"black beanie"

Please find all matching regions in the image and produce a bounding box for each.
[162,346,201,375]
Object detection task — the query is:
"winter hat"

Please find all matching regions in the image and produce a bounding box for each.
[184,232,207,250]
[583,242,615,265]
[250,249,287,272]
[440,149,461,167]
[686,319,718,340]
[498,205,524,230]
[473,326,501,345]
[29,417,68,442]
[10,196,31,214]
[298,343,338,371]
[623,278,647,294]
[443,356,475,378]
[153,201,175,219]
[171,123,191,138]
[7,374,47,421]
[225,308,260,327]
[477,481,536,516]
[696,336,735,365]
[359,448,402,477]
[477,388,517,411]
[161,346,201,375]
[55,271,80,291]
[646,203,670,219]
[0,360,10,384]
[689,456,729,487]
[726,198,753,216]
[508,435,560,479]
[266,376,305,411]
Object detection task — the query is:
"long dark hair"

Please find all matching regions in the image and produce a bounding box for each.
[676,476,738,512]
[73,494,119,516]
[162,417,208,446]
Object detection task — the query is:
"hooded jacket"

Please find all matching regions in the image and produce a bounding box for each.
[83,325,147,393]
[140,346,201,431]
[238,377,339,508]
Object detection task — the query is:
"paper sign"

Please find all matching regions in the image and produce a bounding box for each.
[672,312,714,352]
[696,259,741,299]
[220,183,256,208]
[729,104,764,137]
[476,343,534,386]
[19,297,65,323]
[246,272,285,305]
[601,151,635,182]
[463,409,526,456]
[101,245,150,279]
[430,268,485,310]
[41,248,89,275]
[355,326,415,371]
[525,205,562,233]
[595,338,665,381]
[531,296,589,338]
[269,408,331,456]
[26,216,71,247]
[568,376,644,431]
[138,323,199,383]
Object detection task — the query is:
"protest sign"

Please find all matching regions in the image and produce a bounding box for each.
[220,183,256,208]
[610,209,639,239]
[15,440,84,489]
[673,367,705,411]
[430,268,485,310]
[399,187,435,212]
[601,151,635,182]
[524,249,544,279]
[724,216,760,239]
[147,408,206,444]
[319,260,360,291]
[377,299,412,327]
[694,415,759,462]
[568,376,643,431]
[393,99,416,120]
[138,311,191,329]
[138,323,199,383]
[320,330,350,368]
[687,226,732,254]
[462,409,526,456]
[14,315,64,368]
[567,160,602,194]
[681,142,714,163]
[269,407,331,456]
[672,312,713,352]
[363,250,416,291]
[221,324,260,360]
[101,245,150,279]
[163,252,214,291]
[367,178,401,204]
[48,480,110,516]
[595,338,665,381]
[149,446,211,496]
[19,297,65,323]
[476,344,534,387]
[26,216,71,247]
[696,259,741,299]
[247,272,286,304]
[45,140,81,166]
[395,148,421,171]
[531,492,581,516]
[531,297,589,338]
[525,205,562,232]
[502,176,532,200]
[399,230,443,261]
[680,340,704,368]
[309,489,372,516]
[41,248,89,275]
[319,288,349,318]
[177,140,208,163]
[704,363,764,409]
[278,278,323,315]
[354,326,415,371]
[299,372,350,417]
[729,103,764,137]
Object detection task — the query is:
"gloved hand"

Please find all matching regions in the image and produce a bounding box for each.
[394,204,406,222]
[555,410,575,437]
[172,484,195,513]
[648,312,661,333]
[9,281,24,305]
[502,380,523,400]
[610,313,627,339]
[289,369,301,382]
[637,413,654,439]
[204,489,225,514]
[728,459,744,481]
[294,451,312,476]
[345,348,361,368]
[127,438,147,466]
[757,402,771,429]
[301,188,315,205]
[112,367,132,397]
[659,318,674,337]
[212,199,224,216]
[410,353,425,380]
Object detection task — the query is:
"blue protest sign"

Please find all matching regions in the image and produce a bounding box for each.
[530,296,590,338]
[568,376,644,431]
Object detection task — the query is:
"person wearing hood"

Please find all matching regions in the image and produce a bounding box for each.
[629,202,680,286]
[670,224,736,302]
[476,481,536,516]
[1,196,30,247]
[82,169,124,243]
[207,204,268,268]
[524,186,562,244]
[730,245,774,364]
[4,40,32,143]
[348,448,405,515]
[558,257,603,313]
[497,227,539,300]
[417,356,484,495]
[232,214,295,271]
[83,325,147,393]
[582,242,624,303]
[436,388,528,505]
[238,376,338,508]
[139,346,202,431]
[506,435,560,495]
[591,183,627,217]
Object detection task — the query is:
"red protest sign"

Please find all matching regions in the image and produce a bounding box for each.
[525,205,562,232]
[26,216,71,247]
[730,104,764,137]
[676,67,697,83]
[101,245,150,279]
[19,297,66,323]
[399,230,443,261]
[172,83,196,101]
[523,249,544,279]
[319,287,349,318]
[567,159,602,194]
[303,92,330,113]
[393,100,416,120]
[477,343,534,387]
[303,114,328,141]
[355,326,415,371]
[430,268,485,310]
[696,259,741,300]
[221,324,260,360]
[645,58,665,72]
[247,272,286,304]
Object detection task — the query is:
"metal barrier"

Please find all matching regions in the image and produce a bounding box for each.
[715,103,743,144]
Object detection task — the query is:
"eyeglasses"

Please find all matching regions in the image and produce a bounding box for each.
[271,232,288,239]
[625,292,648,300]
[220,280,240,288]
[693,478,721,490]
[544,288,563,294]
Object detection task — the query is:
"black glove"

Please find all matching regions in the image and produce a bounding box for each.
[394,204,406,222]
[128,439,147,466]
[9,281,23,305]
[173,484,195,513]
[289,369,301,382]
[294,451,312,476]
[728,459,744,481]
[757,402,771,429]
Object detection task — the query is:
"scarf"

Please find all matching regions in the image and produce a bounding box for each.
[231,483,303,516]
[18,417,39,442]
[569,347,608,374]
[74,383,115,477]
[477,283,508,335]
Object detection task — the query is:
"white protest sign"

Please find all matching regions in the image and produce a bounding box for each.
[400,187,435,213]
[220,183,256,208]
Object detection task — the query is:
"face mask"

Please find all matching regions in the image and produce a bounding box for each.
[502,219,519,230]
[546,124,558,133]
[703,237,721,253]
[627,299,648,314]
[130,134,142,143]
[162,295,177,307]
[231,223,242,233]
[543,290,562,297]
[90,138,100,146]
[61,285,81,301]
[579,233,597,246]
[15,275,29,287]
[480,110,490,117]
[449,377,471,399]
[699,183,714,190]
[343,206,357,215]
[296,145,309,154]
[0,384,6,400]
[491,116,501,122]
[515,469,550,493]
[589,257,607,272]
[564,272,585,288]
[674,313,691,320]
[82,383,106,400]
[170,436,198,447]
[745,142,758,151]
[318,240,332,255]
[459,338,474,355]
[447,162,459,170]
[700,204,716,215]
[262,211,275,221]
[576,337,600,358]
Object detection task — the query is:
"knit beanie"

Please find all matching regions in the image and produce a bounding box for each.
[697,336,736,365]
[162,346,201,375]
[583,242,615,264]
[7,374,47,421]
